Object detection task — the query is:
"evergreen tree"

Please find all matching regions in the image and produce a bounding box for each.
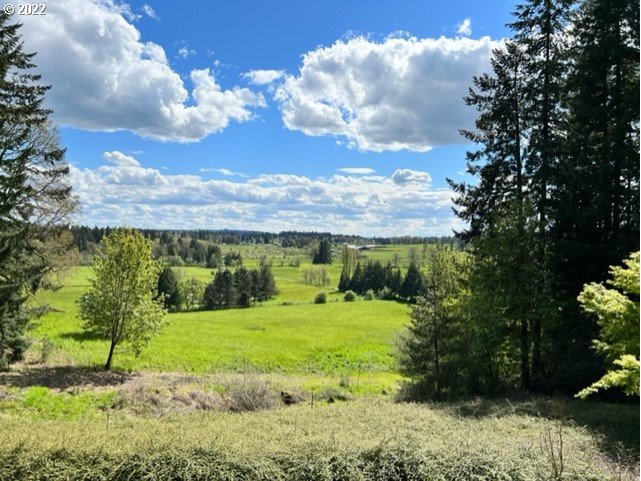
[509,0,572,387]
[449,41,528,241]
[549,0,639,391]
[233,266,253,307]
[349,263,364,294]
[157,266,182,311]
[400,262,424,302]
[256,261,277,301]
[0,14,75,368]
[203,270,235,309]
[312,238,332,264]
[338,266,350,292]
[399,251,470,398]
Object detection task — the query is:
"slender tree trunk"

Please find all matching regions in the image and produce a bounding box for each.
[104,339,116,370]
[514,57,530,391]
[531,1,552,390]
[520,318,530,390]
[434,326,440,399]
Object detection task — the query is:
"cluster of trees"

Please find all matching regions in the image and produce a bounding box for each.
[402,0,639,398]
[338,259,424,302]
[71,226,276,249]
[202,262,277,309]
[156,267,205,311]
[300,266,332,287]
[156,262,277,311]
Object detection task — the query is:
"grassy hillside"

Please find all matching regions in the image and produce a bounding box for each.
[30,266,409,392]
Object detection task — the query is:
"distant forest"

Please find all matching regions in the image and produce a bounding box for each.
[69,225,460,253]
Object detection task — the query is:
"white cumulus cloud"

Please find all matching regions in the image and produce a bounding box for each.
[391,168,432,185]
[70,152,459,236]
[103,150,140,167]
[242,69,286,85]
[199,168,246,177]
[275,35,498,152]
[457,18,472,37]
[16,0,265,142]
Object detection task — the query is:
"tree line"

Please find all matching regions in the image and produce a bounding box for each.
[401,0,639,398]
[156,261,277,312]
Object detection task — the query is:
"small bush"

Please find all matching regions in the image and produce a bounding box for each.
[224,376,277,412]
[316,387,351,403]
[163,255,185,267]
[39,337,56,364]
[377,286,395,300]
[314,292,327,304]
[343,290,356,302]
[363,289,375,301]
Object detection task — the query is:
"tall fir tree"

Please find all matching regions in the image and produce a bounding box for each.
[0,14,74,368]
[508,0,572,387]
[548,0,639,391]
[449,41,539,389]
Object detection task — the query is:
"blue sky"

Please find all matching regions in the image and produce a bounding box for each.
[14,0,515,236]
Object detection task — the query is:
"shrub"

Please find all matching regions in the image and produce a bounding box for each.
[344,290,356,302]
[314,292,327,304]
[39,337,55,364]
[223,376,277,412]
[163,255,184,267]
[377,287,395,300]
[363,289,375,301]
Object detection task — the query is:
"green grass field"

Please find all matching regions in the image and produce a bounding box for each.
[30,263,409,392]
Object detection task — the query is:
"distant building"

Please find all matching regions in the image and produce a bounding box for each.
[346,244,378,251]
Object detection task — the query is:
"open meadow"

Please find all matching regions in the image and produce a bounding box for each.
[0,243,638,480]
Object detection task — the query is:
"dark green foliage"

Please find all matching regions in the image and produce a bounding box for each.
[314,292,327,304]
[203,270,236,309]
[343,290,356,302]
[156,267,182,311]
[363,289,375,301]
[338,266,351,292]
[340,260,402,299]
[224,251,243,267]
[206,244,223,268]
[256,260,277,301]
[399,251,470,398]
[233,267,253,307]
[399,263,423,302]
[445,0,639,394]
[202,263,277,310]
[312,238,333,264]
[0,14,74,368]
[548,0,640,391]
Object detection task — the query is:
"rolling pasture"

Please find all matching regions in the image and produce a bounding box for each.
[29,244,422,392]
[2,243,637,480]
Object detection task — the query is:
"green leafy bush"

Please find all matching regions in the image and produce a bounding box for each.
[343,290,356,302]
[314,292,327,304]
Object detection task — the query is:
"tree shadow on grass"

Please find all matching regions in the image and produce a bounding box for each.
[0,365,136,391]
[430,396,640,460]
[58,330,104,342]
